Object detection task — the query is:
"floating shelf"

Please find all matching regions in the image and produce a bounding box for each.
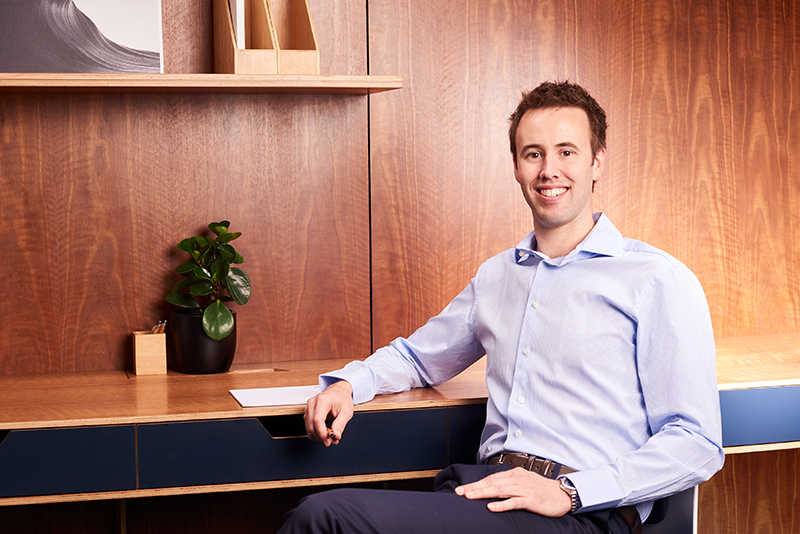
[0,73,403,95]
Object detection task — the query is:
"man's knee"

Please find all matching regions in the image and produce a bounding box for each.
[278,488,368,534]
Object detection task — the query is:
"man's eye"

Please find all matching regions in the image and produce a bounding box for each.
[562,150,573,157]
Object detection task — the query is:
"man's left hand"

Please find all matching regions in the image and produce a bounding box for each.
[454,467,572,517]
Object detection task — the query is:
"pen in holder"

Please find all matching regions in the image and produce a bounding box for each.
[133,323,167,375]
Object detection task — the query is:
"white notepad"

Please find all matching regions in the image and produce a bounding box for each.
[230,385,321,408]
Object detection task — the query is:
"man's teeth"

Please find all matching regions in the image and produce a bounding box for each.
[540,188,567,197]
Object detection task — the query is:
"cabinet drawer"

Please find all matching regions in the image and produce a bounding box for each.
[447,404,486,465]
[720,386,800,447]
[137,409,448,489]
[0,425,136,498]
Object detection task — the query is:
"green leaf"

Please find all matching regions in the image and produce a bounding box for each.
[173,275,199,292]
[233,252,244,264]
[178,238,194,253]
[227,267,251,305]
[175,261,196,274]
[216,231,241,244]
[198,243,215,266]
[203,300,234,340]
[192,236,210,248]
[209,221,230,237]
[166,291,200,308]
[193,265,212,280]
[189,280,214,296]
[210,257,230,281]
[218,243,236,260]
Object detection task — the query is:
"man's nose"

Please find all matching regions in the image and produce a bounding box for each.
[539,156,559,179]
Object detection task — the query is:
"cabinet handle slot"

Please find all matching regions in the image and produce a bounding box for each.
[257,415,308,439]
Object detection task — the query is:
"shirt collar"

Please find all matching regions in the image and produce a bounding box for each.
[514,212,625,265]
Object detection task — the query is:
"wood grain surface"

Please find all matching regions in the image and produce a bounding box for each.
[368,0,800,346]
[698,447,800,533]
[0,0,370,373]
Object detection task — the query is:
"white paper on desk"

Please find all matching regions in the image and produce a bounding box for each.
[230,385,321,407]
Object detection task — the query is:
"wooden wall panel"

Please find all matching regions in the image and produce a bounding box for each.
[597,0,800,339]
[369,0,800,344]
[0,92,370,373]
[369,1,566,347]
[0,0,369,374]
[698,448,800,533]
[161,0,214,73]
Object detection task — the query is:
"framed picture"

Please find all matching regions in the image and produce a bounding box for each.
[0,0,163,73]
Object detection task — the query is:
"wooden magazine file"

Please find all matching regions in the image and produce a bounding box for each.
[213,0,320,75]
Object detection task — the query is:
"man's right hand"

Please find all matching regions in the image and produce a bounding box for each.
[304,380,354,446]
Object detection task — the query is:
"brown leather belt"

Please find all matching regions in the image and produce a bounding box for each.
[486,452,641,534]
[486,452,576,479]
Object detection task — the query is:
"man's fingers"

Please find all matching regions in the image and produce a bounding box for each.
[303,381,354,446]
[487,497,526,512]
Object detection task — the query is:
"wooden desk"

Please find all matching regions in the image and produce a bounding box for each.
[1,335,798,534]
[0,358,488,507]
[715,334,800,454]
[702,334,800,533]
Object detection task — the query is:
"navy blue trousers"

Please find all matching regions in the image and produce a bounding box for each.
[277,464,631,534]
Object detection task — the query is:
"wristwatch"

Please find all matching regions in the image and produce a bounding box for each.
[557,476,582,513]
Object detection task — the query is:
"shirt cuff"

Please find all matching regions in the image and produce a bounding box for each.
[319,360,377,405]
[566,468,623,512]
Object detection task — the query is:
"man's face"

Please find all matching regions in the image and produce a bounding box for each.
[513,106,605,234]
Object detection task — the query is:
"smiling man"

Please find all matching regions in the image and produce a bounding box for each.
[277,81,724,534]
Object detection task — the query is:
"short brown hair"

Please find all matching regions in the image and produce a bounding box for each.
[509,81,607,165]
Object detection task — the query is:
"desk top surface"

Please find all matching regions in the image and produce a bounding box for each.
[1,334,797,430]
[0,358,489,430]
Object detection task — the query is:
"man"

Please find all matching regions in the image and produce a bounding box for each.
[278,81,723,534]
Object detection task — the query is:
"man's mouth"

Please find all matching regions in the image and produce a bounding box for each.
[538,187,568,197]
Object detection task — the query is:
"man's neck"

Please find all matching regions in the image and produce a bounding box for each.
[533,215,597,258]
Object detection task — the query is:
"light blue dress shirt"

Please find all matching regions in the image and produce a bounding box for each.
[321,213,724,520]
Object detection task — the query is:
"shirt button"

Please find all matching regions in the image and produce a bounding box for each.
[523,347,531,355]
[518,396,525,404]
[515,430,522,438]
[533,301,540,308]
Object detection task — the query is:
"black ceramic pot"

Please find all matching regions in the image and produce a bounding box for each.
[166,308,237,374]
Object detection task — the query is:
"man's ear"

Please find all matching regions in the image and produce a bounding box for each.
[592,148,606,179]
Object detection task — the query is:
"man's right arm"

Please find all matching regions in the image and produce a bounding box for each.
[304,379,354,446]
[303,271,486,444]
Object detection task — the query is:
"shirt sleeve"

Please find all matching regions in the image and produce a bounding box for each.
[569,261,724,512]
[320,273,486,405]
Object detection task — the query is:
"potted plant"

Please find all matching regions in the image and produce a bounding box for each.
[165,221,251,374]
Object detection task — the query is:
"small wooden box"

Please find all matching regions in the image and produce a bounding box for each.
[269,0,320,74]
[213,0,319,75]
[214,0,279,74]
[133,331,167,376]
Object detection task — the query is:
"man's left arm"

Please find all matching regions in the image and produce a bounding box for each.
[568,262,725,512]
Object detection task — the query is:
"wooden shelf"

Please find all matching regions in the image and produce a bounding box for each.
[0,73,403,95]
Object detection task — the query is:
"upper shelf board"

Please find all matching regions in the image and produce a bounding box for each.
[0,73,403,95]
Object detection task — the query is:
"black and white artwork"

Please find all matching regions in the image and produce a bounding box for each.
[0,0,163,73]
